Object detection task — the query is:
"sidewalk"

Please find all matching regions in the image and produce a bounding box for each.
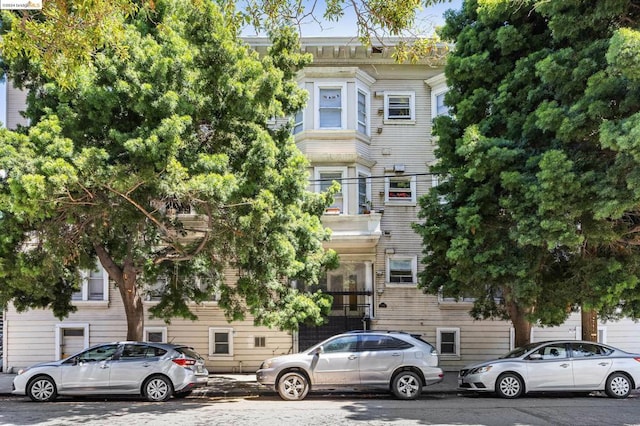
[0,371,460,397]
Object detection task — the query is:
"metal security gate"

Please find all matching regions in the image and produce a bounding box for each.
[298,314,370,352]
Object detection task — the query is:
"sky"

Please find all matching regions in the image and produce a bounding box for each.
[242,0,464,38]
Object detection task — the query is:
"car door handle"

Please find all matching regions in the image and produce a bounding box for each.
[348,355,358,360]
[99,365,109,369]
[560,363,570,368]
[392,353,401,357]
[598,362,609,366]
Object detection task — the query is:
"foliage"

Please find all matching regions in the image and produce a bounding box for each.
[0,0,337,337]
[0,0,455,90]
[414,0,640,336]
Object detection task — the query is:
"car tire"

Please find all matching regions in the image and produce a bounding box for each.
[392,371,422,400]
[277,371,310,401]
[27,375,58,402]
[173,390,193,399]
[495,373,524,399]
[143,375,173,402]
[605,373,632,399]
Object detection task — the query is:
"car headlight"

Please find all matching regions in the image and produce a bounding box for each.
[470,365,492,374]
[17,367,30,375]
[260,359,274,369]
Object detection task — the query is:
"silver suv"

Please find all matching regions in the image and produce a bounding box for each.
[257,331,443,400]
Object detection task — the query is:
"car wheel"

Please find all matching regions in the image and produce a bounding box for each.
[173,390,193,399]
[27,376,58,402]
[495,373,524,398]
[392,371,422,400]
[605,373,632,399]
[144,375,173,402]
[277,371,310,401]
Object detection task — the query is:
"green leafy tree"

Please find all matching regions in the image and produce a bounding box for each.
[0,0,337,340]
[414,0,640,346]
[0,0,454,88]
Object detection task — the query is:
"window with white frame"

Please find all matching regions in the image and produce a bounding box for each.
[72,261,109,302]
[437,328,460,357]
[144,327,167,343]
[317,85,345,129]
[357,89,369,134]
[316,167,347,213]
[293,110,304,134]
[357,171,371,214]
[426,73,450,119]
[384,92,415,121]
[387,256,417,284]
[434,91,450,117]
[195,275,221,302]
[209,327,233,357]
[145,276,167,301]
[431,174,448,204]
[385,176,416,204]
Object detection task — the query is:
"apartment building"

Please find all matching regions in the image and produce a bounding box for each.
[3,37,640,374]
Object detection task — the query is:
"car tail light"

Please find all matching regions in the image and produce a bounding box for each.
[634,357,640,363]
[172,358,196,367]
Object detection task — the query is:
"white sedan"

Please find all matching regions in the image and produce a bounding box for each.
[458,340,640,398]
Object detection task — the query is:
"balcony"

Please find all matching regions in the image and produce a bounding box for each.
[321,212,382,250]
[295,130,374,167]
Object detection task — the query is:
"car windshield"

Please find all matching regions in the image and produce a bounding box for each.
[499,342,541,359]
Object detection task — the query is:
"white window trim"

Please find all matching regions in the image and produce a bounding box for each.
[144,326,168,343]
[74,262,109,304]
[315,166,349,214]
[209,327,234,358]
[574,325,607,343]
[314,82,347,130]
[293,109,304,135]
[55,323,90,361]
[386,255,417,286]
[436,327,460,358]
[432,87,449,118]
[384,175,417,205]
[356,86,370,136]
[356,166,372,214]
[384,91,415,123]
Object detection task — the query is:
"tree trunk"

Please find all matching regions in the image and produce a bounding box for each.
[581,307,598,342]
[506,299,532,348]
[94,245,145,341]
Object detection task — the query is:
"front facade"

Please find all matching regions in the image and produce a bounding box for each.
[3,38,640,374]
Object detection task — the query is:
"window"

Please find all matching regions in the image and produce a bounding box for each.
[322,335,358,353]
[437,328,460,357]
[385,176,416,204]
[317,86,344,129]
[121,344,166,359]
[384,92,415,121]
[145,276,167,301]
[357,89,368,134]
[387,256,417,284]
[315,167,348,213]
[195,275,221,302]
[254,336,266,348]
[426,73,450,118]
[72,261,109,302]
[360,335,413,351]
[144,327,167,343]
[530,343,568,360]
[435,91,450,116]
[209,327,233,357]
[357,171,371,214]
[293,110,303,134]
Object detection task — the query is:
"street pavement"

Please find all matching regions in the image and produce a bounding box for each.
[0,370,460,398]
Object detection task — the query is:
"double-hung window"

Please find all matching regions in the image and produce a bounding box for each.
[317,86,345,129]
[316,167,347,214]
[437,328,460,357]
[357,89,369,134]
[385,176,416,204]
[72,261,109,302]
[293,110,304,134]
[387,256,417,284]
[384,92,415,121]
[209,327,233,357]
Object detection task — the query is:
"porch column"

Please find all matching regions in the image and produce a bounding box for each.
[365,261,373,321]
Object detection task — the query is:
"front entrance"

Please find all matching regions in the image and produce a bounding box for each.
[56,324,89,360]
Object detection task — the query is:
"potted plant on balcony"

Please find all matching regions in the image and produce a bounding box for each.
[360,199,372,214]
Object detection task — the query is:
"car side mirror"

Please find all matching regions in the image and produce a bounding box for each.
[312,346,323,356]
[528,353,543,360]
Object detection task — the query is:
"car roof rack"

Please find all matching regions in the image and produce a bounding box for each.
[347,330,411,335]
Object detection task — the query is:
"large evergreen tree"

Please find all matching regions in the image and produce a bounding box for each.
[0,0,337,340]
[414,0,640,346]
